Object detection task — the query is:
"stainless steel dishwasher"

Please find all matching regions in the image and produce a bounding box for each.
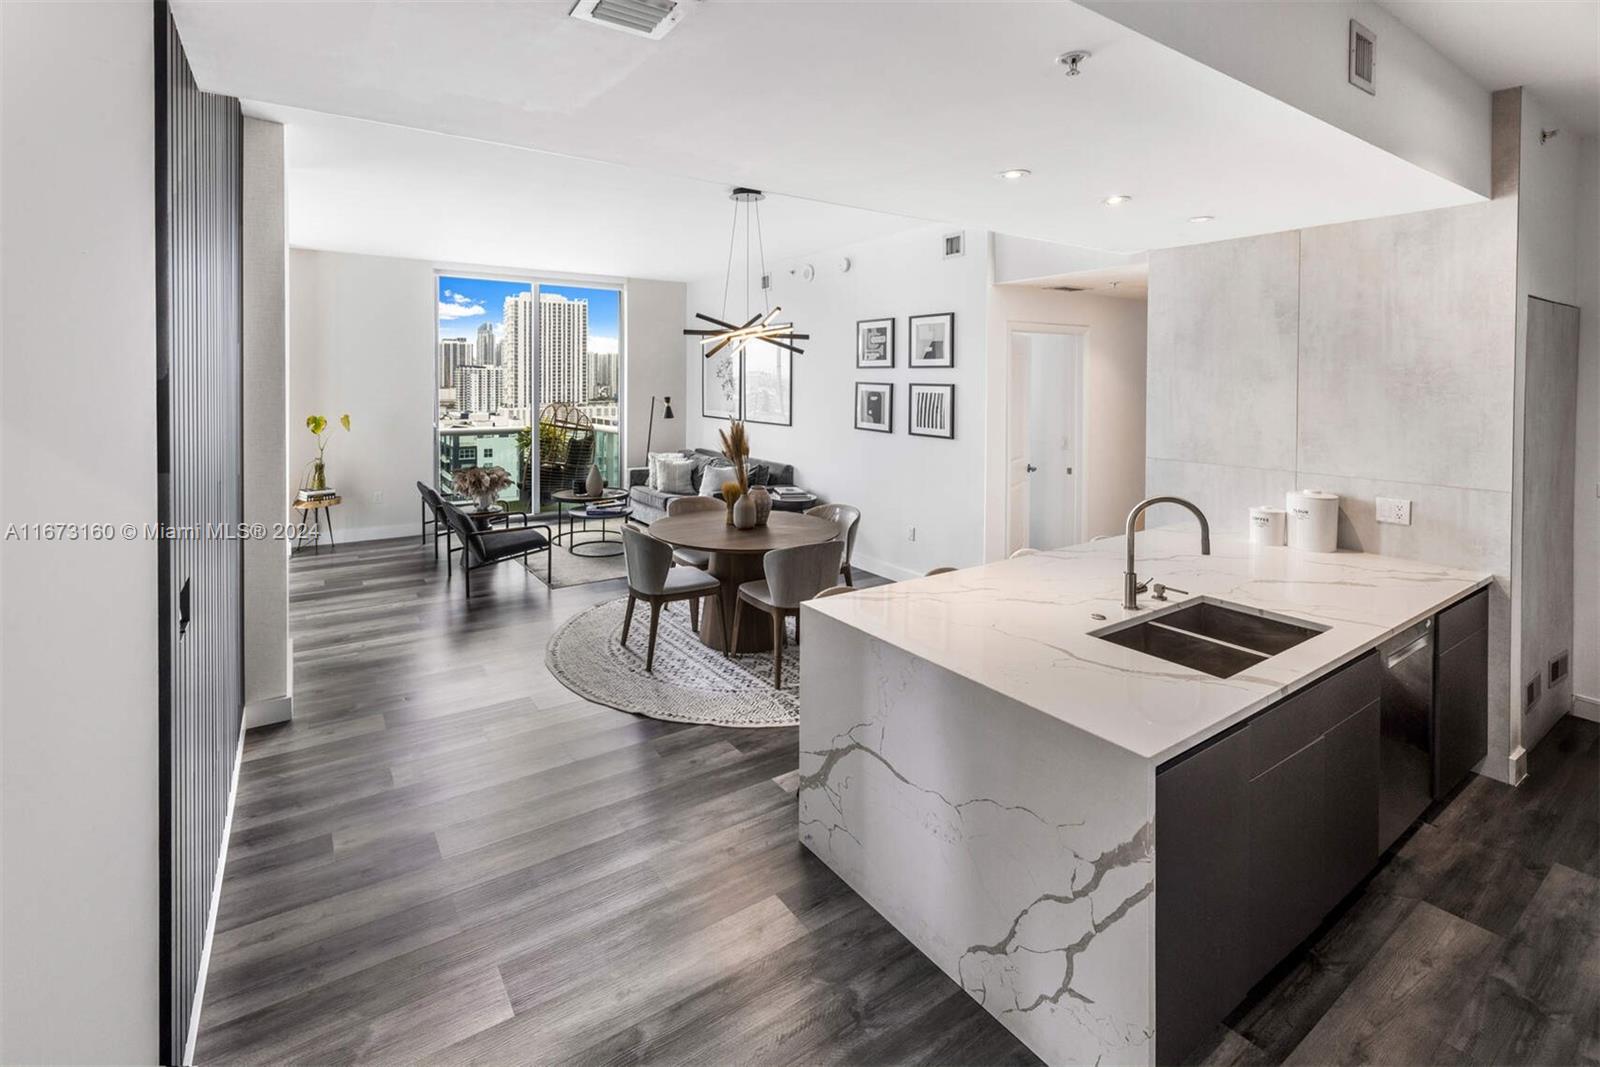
[1378,618,1434,852]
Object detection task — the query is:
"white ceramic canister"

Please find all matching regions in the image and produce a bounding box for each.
[1285,489,1339,552]
[1249,505,1287,546]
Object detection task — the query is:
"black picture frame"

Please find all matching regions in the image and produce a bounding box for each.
[854,382,894,433]
[908,382,955,439]
[856,317,895,368]
[908,312,955,368]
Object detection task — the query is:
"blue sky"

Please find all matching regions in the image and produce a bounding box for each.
[437,275,619,352]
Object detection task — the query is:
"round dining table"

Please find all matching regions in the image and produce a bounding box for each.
[648,510,841,653]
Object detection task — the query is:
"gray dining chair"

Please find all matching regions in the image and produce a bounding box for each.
[924,566,958,576]
[621,525,722,671]
[732,540,844,688]
[664,495,722,569]
[1010,548,1041,558]
[805,503,861,586]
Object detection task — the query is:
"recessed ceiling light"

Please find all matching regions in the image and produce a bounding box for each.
[1188,215,1215,223]
[997,169,1032,181]
[1102,194,1133,206]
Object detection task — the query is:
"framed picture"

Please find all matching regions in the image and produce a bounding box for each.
[856,317,894,368]
[908,312,955,368]
[701,345,741,420]
[742,341,792,426]
[908,383,955,438]
[855,382,893,433]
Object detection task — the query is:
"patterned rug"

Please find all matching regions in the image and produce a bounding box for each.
[545,595,799,727]
[522,516,628,589]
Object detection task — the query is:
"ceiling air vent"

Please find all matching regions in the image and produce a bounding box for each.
[942,232,966,259]
[569,0,694,40]
[1348,19,1375,95]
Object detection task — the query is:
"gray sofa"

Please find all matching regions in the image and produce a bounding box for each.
[628,448,796,524]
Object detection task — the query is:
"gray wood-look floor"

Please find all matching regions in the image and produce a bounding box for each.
[197,537,1599,1066]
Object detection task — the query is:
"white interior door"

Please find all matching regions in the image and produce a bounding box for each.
[1007,329,1084,553]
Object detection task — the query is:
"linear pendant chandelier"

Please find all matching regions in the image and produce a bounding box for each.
[684,187,809,359]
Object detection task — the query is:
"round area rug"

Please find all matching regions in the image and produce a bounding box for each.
[546,595,799,727]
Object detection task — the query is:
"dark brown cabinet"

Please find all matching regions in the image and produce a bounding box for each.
[1157,653,1379,1065]
[1434,591,1489,796]
[1155,727,1251,1065]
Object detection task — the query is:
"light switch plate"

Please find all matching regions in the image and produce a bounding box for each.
[1376,497,1412,525]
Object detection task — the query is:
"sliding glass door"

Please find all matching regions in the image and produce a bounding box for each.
[435,275,622,512]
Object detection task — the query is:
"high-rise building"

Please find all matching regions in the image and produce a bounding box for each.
[453,364,504,415]
[586,350,619,400]
[438,337,474,386]
[540,293,589,406]
[501,292,533,414]
[498,290,592,414]
[476,322,497,365]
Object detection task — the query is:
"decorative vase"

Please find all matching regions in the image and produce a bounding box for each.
[311,458,327,491]
[475,490,496,511]
[724,495,737,526]
[748,486,772,526]
[585,463,603,498]
[732,492,757,530]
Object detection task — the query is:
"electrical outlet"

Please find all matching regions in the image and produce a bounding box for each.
[1376,497,1411,525]
[372,490,384,504]
[907,525,917,543]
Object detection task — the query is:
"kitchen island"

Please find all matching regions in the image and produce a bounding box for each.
[797,530,1490,1067]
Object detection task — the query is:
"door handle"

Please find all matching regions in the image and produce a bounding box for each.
[1025,464,1038,474]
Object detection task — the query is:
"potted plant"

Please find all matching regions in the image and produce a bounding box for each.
[453,465,512,511]
[303,413,351,491]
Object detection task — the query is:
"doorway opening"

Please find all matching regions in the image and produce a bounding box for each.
[1006,326,1086,554]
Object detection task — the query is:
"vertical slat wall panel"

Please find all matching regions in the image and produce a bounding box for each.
[155,4,243,1062]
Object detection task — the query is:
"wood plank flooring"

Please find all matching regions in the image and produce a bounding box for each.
[198,537,1599,1065]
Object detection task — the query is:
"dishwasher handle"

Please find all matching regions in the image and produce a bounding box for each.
[1383,619,1433,669]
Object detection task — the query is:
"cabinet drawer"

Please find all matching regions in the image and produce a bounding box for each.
[1437,589,1487,652]
[1248,653,1379,778]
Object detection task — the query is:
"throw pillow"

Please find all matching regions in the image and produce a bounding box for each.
[745,462,770,487]
[657,456,696,495]
[699,462,735,497]
[645,451,680,490]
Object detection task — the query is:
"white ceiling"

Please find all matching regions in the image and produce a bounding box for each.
[251,103,925,281]
[173,0,1483,260]
[1377,1,1600,136]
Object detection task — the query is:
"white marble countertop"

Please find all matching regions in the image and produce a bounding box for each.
[807,530,1491,763]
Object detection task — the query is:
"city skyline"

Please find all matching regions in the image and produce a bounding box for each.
[437,276,618,354]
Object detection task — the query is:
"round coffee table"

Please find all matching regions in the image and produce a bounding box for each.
[551,488,628,554]
[648,510,841,653]
[567,505,632,557]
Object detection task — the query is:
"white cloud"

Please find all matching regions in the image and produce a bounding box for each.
[438,299,486,320]
[588,336,619,355]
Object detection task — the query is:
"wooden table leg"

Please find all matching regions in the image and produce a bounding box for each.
[702,551,772,652]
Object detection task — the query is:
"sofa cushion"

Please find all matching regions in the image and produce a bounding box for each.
[630,486,675,512]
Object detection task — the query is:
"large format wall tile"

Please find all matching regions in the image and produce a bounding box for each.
[1297,201,1517,492]
[1145,457,1297,539]
[1148,232,1300,471]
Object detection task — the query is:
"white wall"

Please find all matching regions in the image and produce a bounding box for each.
[1,3,161,1061]
[1081,0,1491,196]
[1509,91,1584,752]
[623,277,687,467]
[1572,137,1599,721]
[289,249,687,539]
[984,286,1148,546]
[290,249,436,542]
[683,226,989,580]
[243,118,292,726]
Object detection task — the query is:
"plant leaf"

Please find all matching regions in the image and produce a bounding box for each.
[306,415,326,435]
[339,414,351,432]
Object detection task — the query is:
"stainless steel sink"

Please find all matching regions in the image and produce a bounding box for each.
[1092,598,1325,679]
